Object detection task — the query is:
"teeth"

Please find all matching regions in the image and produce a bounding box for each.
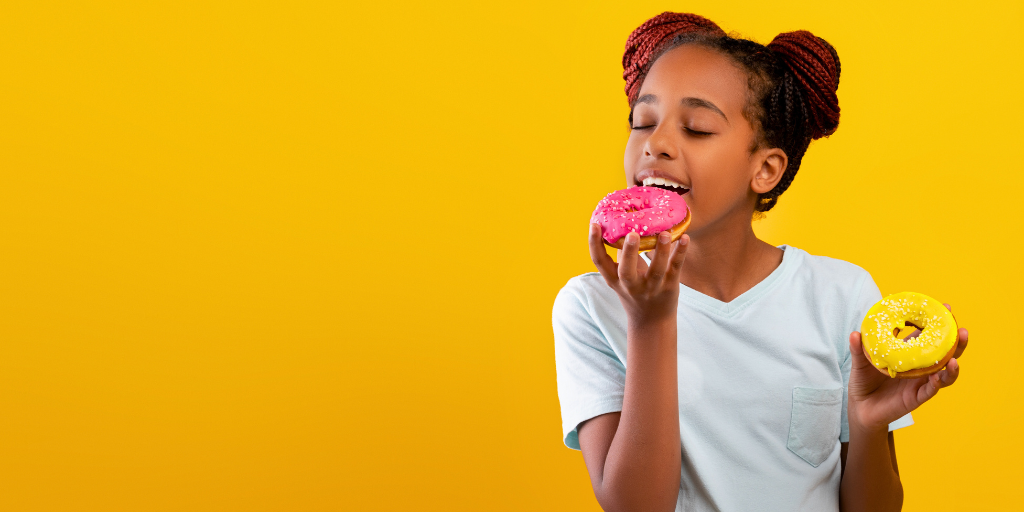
[642,176,689,190]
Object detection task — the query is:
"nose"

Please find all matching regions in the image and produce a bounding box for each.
[643,123,677,160]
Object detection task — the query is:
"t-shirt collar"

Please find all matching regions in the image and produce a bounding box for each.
[641,244,803,317]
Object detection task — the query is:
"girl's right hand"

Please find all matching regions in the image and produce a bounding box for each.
[588,223,690,324]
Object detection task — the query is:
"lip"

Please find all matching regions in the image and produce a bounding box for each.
[634,169,690,190]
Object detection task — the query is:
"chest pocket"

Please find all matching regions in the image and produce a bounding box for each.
[787,386,843,467]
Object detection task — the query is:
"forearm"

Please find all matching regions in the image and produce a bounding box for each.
[840,421,903,512]
[598,318,681,512]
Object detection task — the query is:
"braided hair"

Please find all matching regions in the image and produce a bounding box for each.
[623,12,841,212]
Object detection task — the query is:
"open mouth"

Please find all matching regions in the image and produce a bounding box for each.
[640,176,690,196]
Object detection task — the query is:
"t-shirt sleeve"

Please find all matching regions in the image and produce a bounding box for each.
[552,280,626,450]
[839,272,913,443]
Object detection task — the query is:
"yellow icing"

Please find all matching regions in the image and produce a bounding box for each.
[860,292,958,377]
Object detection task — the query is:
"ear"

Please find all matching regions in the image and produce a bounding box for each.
[750,147,789,195]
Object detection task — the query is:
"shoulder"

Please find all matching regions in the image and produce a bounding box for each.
[785,246,875,294]
[790,246,872,283]
[552,272,626,353]
[553,272,618,319]
[782,247,880,349]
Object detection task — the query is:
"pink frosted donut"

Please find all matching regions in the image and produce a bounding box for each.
[591,186,690,249]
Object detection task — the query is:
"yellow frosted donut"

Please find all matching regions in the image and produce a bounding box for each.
[860,292,959,378]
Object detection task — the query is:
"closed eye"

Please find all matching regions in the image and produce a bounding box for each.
[630,125,713,136]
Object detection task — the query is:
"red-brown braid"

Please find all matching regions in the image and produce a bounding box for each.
[622,12,725,104]
[620,12,843,212]
[767,31,841,139]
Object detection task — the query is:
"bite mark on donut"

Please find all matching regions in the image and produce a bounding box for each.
[592,186,690,247]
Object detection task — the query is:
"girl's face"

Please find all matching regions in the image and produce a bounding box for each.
[625,44,785,235]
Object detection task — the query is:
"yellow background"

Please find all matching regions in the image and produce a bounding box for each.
[1,0,1021,510]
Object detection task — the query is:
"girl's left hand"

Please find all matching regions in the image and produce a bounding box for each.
[846,303,969,432]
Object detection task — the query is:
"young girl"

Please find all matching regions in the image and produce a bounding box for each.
[552,12,969,511]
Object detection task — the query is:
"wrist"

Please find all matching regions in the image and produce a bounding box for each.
[626,315,676,347]
[847,402,890,437]
[626,313,676,333]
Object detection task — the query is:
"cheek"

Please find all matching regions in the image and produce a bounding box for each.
[711,139,754,179]
[692,144,755,196]
[623,136,643,171]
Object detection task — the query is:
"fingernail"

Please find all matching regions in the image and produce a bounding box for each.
[659,232,670,243]
[949,358,958,371]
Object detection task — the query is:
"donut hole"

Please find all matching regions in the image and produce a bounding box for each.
[893,321,924,341]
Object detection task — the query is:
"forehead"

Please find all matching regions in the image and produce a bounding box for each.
[637,44,748,114]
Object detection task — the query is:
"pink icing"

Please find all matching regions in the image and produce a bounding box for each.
[590,186,689,244]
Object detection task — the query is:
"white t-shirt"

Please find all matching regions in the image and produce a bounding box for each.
[552,245,912,511]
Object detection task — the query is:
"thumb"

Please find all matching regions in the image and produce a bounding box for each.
[848,331,872,370]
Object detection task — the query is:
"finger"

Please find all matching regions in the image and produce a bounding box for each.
[618,232,640,286]
[666,234,690,280]
[944,302,958,321]
[953,328,969,359]
[943,303,961,329]
[938,358,960,388]
[942,303,967,358]
[849,332,870,366]
[636,249,650,275]
[850,331,889,377]
[848,332,870,366]
[588,223,618,286]
[618,247,651,277]
[645,231,674,286]
[908,373,941,408]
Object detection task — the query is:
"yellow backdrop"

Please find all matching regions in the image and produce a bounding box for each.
[1,0,1021,510]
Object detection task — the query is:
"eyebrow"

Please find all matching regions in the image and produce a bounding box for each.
[635,94,729,123]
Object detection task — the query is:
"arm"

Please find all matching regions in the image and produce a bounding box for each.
[839,312,969,512]
[579,317,680,512]
[839,433,900,480]
[839,432,902,511]
[578,226,689,512]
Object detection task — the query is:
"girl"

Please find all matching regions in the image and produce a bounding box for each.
[552,12,969,511]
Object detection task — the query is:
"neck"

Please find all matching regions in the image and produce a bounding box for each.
[678,209,783,303]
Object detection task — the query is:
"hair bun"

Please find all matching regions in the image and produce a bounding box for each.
[767,31,841,139]
[622,12,726,104]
